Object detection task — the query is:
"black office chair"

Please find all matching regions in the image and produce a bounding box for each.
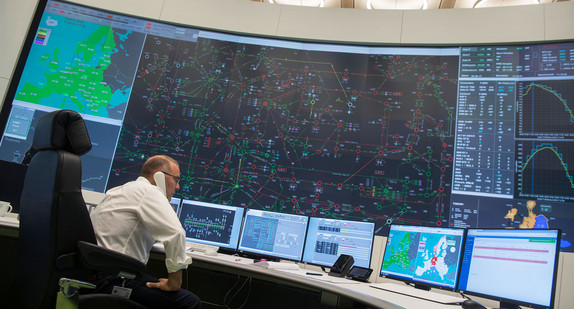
[10,109,147,309]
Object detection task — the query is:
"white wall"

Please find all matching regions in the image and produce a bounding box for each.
[2,0,574,307]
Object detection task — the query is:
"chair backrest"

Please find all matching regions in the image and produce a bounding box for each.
[14,110,95,309]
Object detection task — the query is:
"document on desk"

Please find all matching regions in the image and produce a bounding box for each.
[274,268,360,284]
[252,261,300,270]
[315,276,361,284]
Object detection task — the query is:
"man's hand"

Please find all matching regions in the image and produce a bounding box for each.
[146,269,183,291]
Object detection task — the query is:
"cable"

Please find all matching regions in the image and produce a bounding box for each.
[224,276,252,308]
[236,277,253,309]
[200,301,227,308]
[199,274,243,309]
[222,274,244,308]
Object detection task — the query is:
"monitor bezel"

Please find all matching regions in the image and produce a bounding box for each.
[457,228,562,309]
[237,208,310,262]
[379,223,467,292]
[301,217,376,269]
[178,199,246,250]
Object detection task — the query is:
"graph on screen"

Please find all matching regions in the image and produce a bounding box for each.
[517,80,574,138]
[515,141,574,201]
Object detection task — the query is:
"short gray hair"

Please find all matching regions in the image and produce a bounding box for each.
[140,155,178,178]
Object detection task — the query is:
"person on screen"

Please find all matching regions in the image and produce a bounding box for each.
[90,155,200,309]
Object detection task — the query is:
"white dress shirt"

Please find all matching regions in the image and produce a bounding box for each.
[91,176,191,273]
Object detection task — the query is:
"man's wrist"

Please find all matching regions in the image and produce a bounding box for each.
[167,269,183,289]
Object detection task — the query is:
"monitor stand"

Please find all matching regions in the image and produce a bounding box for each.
[498,301,520,309]
[413,283,430,291]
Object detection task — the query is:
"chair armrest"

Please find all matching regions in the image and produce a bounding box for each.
[77,241,146,279]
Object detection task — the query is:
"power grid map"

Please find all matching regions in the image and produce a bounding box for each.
[107,34,459,234]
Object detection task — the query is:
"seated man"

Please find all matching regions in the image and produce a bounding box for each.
[90,155,200,309]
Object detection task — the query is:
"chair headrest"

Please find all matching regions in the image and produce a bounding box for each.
[31,109,92,156]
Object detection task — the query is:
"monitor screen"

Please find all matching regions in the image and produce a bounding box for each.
[302,217,375,268]
[1,0,574,253]
[379,224,466,291]
[458,228,561,309]
[178,200,245,250]
[237,209,309,261]
[170,197,181,214]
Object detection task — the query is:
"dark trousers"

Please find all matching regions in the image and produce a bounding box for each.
[88,273,202,309]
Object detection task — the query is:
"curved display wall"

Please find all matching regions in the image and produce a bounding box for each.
[1,0,573,251]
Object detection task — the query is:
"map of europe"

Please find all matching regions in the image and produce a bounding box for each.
[381,230,462,286]
[14,14,144,120]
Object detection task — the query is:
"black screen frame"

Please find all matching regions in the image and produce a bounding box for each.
[301,217,376,269]
[379,223,467,292]
[0,0,50,212]
[236,208,310,262]
[177,199,246,250]
[457,228,562,309]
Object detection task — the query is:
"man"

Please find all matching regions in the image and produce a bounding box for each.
[90,155,200,309]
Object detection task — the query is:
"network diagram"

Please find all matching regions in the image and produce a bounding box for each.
[108,35,459,234]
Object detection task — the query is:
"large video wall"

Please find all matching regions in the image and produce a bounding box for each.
[1,0,573,250]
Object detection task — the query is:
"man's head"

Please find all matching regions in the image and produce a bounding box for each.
[141,155,180,200]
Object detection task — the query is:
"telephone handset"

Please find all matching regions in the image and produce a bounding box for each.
[153,171,167,198]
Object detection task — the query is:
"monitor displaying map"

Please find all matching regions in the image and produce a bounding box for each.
[379,224,466,291]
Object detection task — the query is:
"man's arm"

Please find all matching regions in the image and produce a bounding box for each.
[146,269,183,291]
[138,188,192,274]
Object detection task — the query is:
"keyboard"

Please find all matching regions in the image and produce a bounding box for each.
[186,241,219,253]
[369,283,465,304]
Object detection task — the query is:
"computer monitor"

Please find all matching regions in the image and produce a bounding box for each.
[170,197,181,214]
[237,209,309,261]
[178,200,245,250]
[302,217,375,268]
[379,224,466,291]
[458,228,561,309]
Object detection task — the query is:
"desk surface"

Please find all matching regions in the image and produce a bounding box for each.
[0,213,18,228]
[1,217,467,309]
[169,246,468,309]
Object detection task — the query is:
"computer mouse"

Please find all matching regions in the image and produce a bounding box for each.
[461,299,487,309]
